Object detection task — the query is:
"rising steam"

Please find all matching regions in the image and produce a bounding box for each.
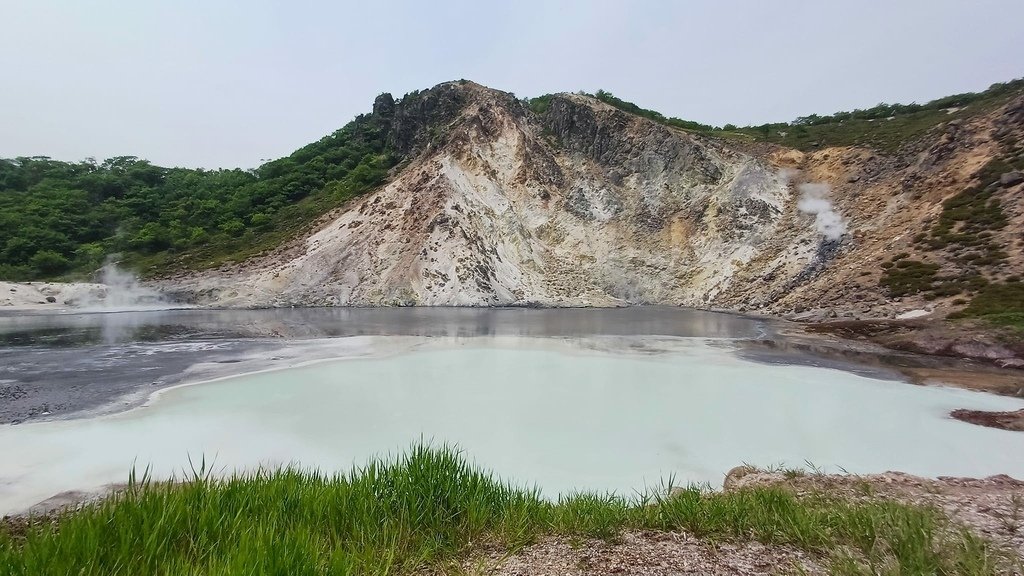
[796,183,847,241]
[74,262,167,310]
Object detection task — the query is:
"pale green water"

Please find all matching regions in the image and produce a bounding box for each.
[2,337,1023,513]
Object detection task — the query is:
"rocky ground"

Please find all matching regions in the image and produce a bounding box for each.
[803,318,1024,369]
[457,531,822,576]
[0,280,106,310]
[452,470,1024,576]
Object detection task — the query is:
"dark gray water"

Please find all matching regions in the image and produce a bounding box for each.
[0,307,773,423]
[0,306,770,344]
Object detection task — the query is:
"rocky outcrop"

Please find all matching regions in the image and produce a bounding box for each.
[379,83,475,157]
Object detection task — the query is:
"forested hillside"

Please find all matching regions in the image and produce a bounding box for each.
[0,113,394,280]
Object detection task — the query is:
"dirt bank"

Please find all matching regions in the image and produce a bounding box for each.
[452,469,1024,575]
[729,468,1024,563]
[952,408,1024,431]
[805,317,1024,369]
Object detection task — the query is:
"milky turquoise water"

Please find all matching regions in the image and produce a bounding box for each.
[2,336,1022,514]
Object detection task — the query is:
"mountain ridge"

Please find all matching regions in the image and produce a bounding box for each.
[3,79,1024,335]
[150,80,1024,324]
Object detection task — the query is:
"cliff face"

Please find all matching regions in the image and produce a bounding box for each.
[170,81,1024,318]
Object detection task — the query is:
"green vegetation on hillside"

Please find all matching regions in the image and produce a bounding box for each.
[0,113,395,280]
[527,90,719,132]
[877,132,1024,329]
[878,168,1010,301]
[951,281,1024,329]
[588,90,719,132]
[0,445,1008,575]
[731,80,1024,153]
[532,79,1024,154]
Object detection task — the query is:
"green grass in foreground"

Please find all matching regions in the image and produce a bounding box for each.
[0,445,1012,575]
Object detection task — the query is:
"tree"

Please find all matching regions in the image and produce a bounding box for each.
[29,250,71,275]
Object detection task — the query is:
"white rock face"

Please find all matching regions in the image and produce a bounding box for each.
[172,84,832,308]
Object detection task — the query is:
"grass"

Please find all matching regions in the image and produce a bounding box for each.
[0,444,1013,575]
[950,281,1024,330]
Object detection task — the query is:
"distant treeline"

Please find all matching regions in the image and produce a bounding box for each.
[787,79,1024,126]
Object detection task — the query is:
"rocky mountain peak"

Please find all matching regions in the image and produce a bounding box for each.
[371,81,525,158]
[166,81,1024,324]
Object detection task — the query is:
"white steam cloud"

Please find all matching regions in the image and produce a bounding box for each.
[776,168,799,186]
[73,263,167,311]
[797,183,847,241]
[97,263,165,308]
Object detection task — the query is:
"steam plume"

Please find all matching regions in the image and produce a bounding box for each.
[75,262,166,310]
[796,183,846,241]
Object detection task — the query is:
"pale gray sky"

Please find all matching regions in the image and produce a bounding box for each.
[2,0,1022,169]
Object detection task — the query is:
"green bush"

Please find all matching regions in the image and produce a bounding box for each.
[528,94,553,114]
[973,158,1014,187]
[27,249,70,275]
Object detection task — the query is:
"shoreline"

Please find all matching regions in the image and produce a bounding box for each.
[11,329,1023,427]
[14,334,808,426]
[1,309,1022,427]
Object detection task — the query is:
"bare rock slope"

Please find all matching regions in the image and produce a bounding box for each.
[170,81,1023,315]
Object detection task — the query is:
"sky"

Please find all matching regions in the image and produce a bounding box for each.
[2,0,1023,169]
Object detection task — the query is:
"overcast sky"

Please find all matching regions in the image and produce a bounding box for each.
[2,0,1023,169]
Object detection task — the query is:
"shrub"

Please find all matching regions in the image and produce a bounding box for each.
[879,260,940,296]
[28,249,70,276]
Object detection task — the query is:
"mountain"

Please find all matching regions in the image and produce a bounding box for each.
[3,79,1024,329]
[160,81,1023,326]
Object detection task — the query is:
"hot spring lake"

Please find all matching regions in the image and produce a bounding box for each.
[1,307,1022,514]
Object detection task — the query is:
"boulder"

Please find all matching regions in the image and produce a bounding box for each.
[999,171,1023,187]
[372,92,395,117]
[723,465,759,491]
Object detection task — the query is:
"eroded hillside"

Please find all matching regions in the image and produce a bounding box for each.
[160,81,1023,324]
